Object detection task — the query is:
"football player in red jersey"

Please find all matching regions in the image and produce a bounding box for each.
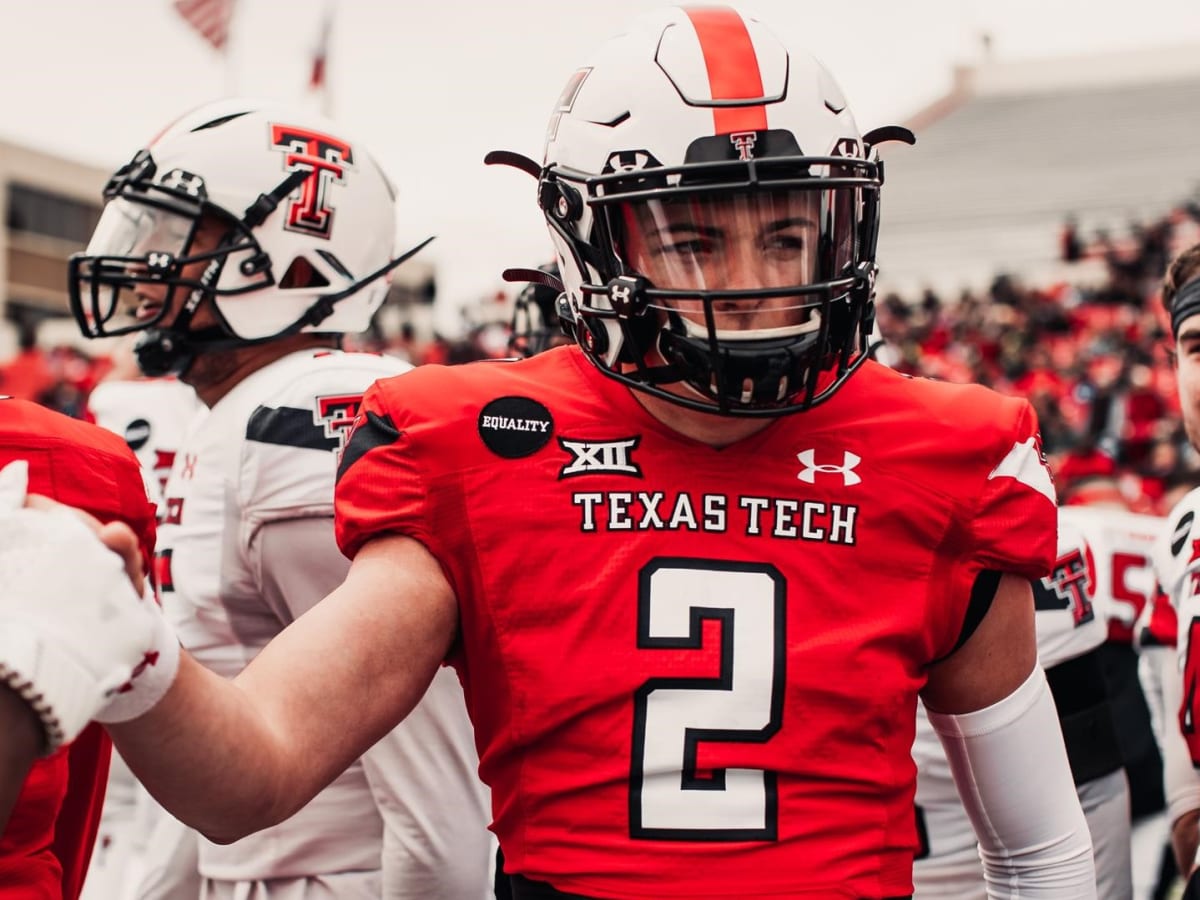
[0,7,1095,899]
[0,397,156,900]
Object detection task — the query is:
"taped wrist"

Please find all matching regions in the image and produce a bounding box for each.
[0,459,178,750]
[93,582,180,724]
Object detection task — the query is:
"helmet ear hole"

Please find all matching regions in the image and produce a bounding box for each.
[539,180,583,223]
[279,256,329,289]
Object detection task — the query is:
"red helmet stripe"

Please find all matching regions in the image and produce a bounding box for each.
[683,6,769,135]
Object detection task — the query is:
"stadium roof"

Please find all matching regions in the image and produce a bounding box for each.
[876,44,1200,297]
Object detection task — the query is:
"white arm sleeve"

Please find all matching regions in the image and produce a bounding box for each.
[926,666,1097,899]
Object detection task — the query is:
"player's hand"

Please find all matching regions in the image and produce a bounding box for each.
[23,493,146,598]
[0,460,177,751]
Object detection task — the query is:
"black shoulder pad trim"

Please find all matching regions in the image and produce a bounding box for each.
[337,410,400,481]
[246,405,339,452]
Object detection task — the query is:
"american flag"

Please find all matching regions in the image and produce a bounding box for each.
[172,0,235,51]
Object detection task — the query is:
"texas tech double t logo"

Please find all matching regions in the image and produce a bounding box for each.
[269,124,354,239]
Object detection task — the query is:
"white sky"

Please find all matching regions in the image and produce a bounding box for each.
[7,0,1200,334]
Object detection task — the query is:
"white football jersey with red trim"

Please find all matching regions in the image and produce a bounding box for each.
[1059,506,1164,644]
[157,348,488,885]
[87,377,203,513]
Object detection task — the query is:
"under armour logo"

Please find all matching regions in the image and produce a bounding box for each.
[146,252,173,271]
[797,449,861,486]
[558,437,641,478]
[730,132,757,161]
[611,283,631,305]
[179,453,198,480]
[159,169,206,198]
[601,149,661,174]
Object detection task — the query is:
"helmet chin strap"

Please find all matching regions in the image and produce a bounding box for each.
[658,308,829,411]
[133,235,437,378]
[133,325,231,377]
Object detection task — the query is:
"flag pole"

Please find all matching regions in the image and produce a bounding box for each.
[223,10,236,98]
[309,0,337,118]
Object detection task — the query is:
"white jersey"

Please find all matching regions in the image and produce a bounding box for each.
[1155,488,1200,774]
[1156,487,1200,639]
[88,377,203,512]
[1060,506,1163,645]
[913,516,1128,898]
[158,348,489,888]
[83,376,205,900]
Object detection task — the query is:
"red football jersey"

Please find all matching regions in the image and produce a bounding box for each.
[336,348,1057,899]
[0,397,156,900]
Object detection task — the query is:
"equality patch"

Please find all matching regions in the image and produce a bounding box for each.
[478,396,554,459]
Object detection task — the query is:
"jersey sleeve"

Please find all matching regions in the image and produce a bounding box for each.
[964,401,1058,579]
[334,377,432,560]
[0,405,157,575]
[1032,517,1103,669]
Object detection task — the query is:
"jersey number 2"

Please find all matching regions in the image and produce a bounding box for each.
[629,558,786,841]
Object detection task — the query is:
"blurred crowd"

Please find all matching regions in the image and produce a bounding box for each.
[7,199,1200,516]
[876,200,1200,515]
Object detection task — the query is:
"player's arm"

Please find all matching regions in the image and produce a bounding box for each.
[109,531,455,843]
[0,681,41,831]
[921,572,1097,899]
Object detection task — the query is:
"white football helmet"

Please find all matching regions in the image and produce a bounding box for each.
[532,6,908,416]
[69,98,421,375]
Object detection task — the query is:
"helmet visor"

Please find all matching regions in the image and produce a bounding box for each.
[619,189,828,334]
[70,198,201,337]
[86,195,196,260]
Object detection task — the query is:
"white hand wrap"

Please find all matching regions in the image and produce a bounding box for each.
[0,461,178,751]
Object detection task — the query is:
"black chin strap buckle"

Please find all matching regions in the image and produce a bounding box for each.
[606,275,648,319]
[242,170,309,229]
[301,296,337,328]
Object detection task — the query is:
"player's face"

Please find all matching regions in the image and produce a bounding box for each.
[621,189,819,332]
[1177,315,1200,450]
[129,216,226,331]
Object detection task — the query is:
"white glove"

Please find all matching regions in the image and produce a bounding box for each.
[0,460,178,751]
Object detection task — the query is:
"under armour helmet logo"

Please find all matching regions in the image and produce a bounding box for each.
[797,449,861,486]
[730,132,758,161]
[146,252,173,271]
[159,169,206,198]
